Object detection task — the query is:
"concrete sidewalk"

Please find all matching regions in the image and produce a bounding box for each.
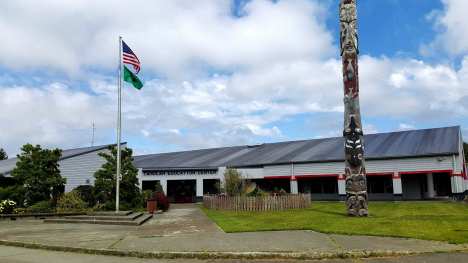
[0,204,466,260]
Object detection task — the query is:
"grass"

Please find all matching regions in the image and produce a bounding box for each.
[200,202,468,244]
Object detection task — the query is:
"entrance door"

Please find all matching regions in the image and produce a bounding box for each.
[175,184,192,203]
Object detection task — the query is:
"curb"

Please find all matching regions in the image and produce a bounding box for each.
[0,240,417,260]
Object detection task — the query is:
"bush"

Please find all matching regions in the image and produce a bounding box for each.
[216,168,250,196]
[0,187,13,201]
[154,182,165,195]
[0,186,26,206]
[280,189,287,196]
[13,208,25,214]
[154,194,170,211]
[247,187,264,197]
[74,185,96,206]
[56,191,88,213]
[142,189,154,199]
[0,200,17,214]
[26,201,55,214]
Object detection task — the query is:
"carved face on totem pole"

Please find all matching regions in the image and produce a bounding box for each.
[339,1,358,56]
[343,116,363,166]
[345,167,366,193]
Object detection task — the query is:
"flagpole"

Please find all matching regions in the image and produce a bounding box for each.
[116,36,122,212]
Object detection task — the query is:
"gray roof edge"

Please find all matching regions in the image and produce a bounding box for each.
[0,142,127,174]
[59,142,127,161]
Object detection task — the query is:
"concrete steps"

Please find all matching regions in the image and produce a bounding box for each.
[64,213,143,221]
[44,211,153,226]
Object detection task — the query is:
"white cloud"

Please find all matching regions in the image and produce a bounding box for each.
[399,124,415,130]
[0,0,333,79]
[421,0,468,56]
[0,0,467,157]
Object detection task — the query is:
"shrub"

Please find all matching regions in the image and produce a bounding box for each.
[215,168,250,196]
[280,189,287,196]
[154,182,165,195]
[56,191,88,213]
[74,185,96,206]
[142,189,154,199]
[26,201,55,214]
[13,208,25,214]
[0,187,13,201]
[247,187,264,197]
[154,194,170,211]
[0,186,26,206]
[0,200,16,214]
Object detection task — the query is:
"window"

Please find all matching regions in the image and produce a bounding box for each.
[308,177,338,194]
[367,175,393,194]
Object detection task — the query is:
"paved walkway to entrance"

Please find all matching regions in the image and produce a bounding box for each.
[0,203,466,258]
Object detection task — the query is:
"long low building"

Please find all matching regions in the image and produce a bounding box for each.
[134,126,467,203]
[0,127,466,203]
[0,143,126,192]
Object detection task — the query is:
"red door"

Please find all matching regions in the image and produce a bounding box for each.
[175,184,192,203]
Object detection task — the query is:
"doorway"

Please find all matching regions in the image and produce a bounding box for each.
[167,180,196,203]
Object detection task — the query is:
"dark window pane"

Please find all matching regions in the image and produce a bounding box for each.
[368,176,385,193]
[310,178,322,193]
[384,175,393,193]
[323,177,337,193]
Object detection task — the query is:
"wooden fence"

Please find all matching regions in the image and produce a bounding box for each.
[203,194,311,211]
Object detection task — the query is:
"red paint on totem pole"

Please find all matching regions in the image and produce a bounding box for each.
[342,53,359,95]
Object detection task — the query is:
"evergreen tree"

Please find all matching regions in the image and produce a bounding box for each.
[0,148,7,160]
[93,145,143,210]
[154,181,165,195]
[10,144,65,206]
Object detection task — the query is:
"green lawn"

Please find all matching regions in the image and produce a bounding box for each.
[200,202,468,244]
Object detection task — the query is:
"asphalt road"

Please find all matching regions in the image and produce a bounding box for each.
[1,246,468,263]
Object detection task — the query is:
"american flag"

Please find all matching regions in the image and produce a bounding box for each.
[122,40,140,74]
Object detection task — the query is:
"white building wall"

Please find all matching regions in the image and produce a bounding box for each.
[139,167,264,197]
[264,165,291,177]
[59,145,125,192]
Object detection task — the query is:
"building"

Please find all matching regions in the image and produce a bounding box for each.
[1,126,466,203]
[0,143,126,192]
[134,126,467,203]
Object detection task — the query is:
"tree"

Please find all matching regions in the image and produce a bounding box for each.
[0,148,7,160]
[154,181,165,195]
[93,145,143,210]
[10,144,65,206]
[215,168,250,196]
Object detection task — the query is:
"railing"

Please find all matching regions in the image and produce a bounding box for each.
[203,194,311,211]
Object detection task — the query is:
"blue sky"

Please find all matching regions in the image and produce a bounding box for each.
[0,0,467,156]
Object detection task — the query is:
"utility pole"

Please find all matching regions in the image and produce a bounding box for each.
[92,124,96,147]
[339,0,368,217]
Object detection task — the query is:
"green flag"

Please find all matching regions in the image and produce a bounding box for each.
[123,65,143,90]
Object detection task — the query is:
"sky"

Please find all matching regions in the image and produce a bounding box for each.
[0,0,467,157]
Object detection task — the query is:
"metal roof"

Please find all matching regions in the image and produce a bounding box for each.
[133,126,461,169]
[0,143,126,175]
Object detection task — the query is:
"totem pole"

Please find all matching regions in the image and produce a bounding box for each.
[339,0,368,217]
